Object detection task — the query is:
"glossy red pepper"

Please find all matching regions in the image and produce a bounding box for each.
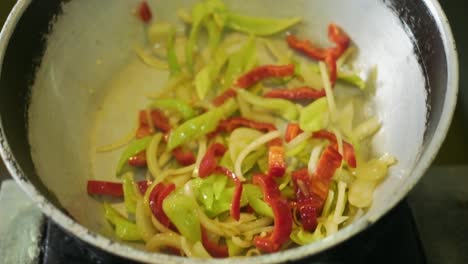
[150,109,171,134]
[217,117,276,133]
[136,110,154,139]
[137,1,152,23]
[264,87,326,101]
[87,181,125,197]
[328,23,351,57]
[291,146,342,230]
[128,151,147,167]
[252,174,292,253]
[287,24,350,60]
[285,123,303,143]
[287,24,350,85]
[149,183,175,228]
[171,147,196,166]
[213,89,237,107]
[201,226,229,258]
[214,166,243,221]
[312,130,357,168]
[286,35,328,60]
[312,146,343,199]
[137,181,150,194]
[87,180,150,197]
[296,197,322,231]
[236,64,295,88]
[324,54,338,84]
[199,143,227,178]
[291,169,323,231]
[267,138,286,177]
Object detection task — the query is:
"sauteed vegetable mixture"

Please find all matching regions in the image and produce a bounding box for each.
[88,0,395,258]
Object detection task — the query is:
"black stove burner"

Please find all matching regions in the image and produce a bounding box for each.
[40,201,426,264]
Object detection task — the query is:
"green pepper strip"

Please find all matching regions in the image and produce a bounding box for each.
[163,190,201,243]
[152,99,197,120]
[186,0,227,72]
[205,17,222,55]
[186,2,207,73]
[103,203,141,241]
[195,49,229,100]
[222,36,256,91]
[299,97,329,132]
[167,26,181,76]
[116,136,152,176]
[167,99,237,150]
[225,12,301,36]
[237,89,298,121]
[122,173,138,214]
[308,63,365,90]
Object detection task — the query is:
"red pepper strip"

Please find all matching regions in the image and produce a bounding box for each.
[264,87,326,101]
[137,181,150,194]
[291,147,342,230]
[150,109,171,134]
[137,1,152,23]
[236,64,296,89]
[252,174,293,253]
[296,197,322,231]
[199,143,227,178]
[287,24,350,85]
[217,117,276,133]
[267,138,286,178]
[149,183,176,228]
[150,110,196,166]
[286,35,328,60]
[172,147,196,166]
[312,130,357,168]
[213,89,237,107]
[311,146,343,199]
[87,180,150,197]
[87,181,125,197]
[287,24,350,60]
[291,170,322,231]
[214,166,242,221]
[166,247,182,256]
[285,123,303,143]
[291,168,311,201]
[324,54,338,84]
[128,151,147,167]
[328,23,351,57]
[136,110,154,139]
[201,226,229,258]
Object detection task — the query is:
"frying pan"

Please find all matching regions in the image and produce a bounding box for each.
[0,0,458,263]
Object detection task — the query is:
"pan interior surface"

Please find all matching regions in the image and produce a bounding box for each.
[11,0,441,262]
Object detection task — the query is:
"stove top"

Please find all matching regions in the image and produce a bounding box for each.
[39,201,426,264]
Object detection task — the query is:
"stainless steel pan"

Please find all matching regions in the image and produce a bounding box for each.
[0,0,458,263]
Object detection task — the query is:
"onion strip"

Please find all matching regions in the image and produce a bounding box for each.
[151,215,174,234]
[235,131,281,181]
[147,133,163,179]
[146,233,182,252]
[136,199,157,242]
[96,126,137,153]
[286,132,312,152]
[155,164,196,184]
[232,236,253,248]
[308,144,324,175]
[192,137,207,177]
[319,61,337,122]
[237,217,273,233]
